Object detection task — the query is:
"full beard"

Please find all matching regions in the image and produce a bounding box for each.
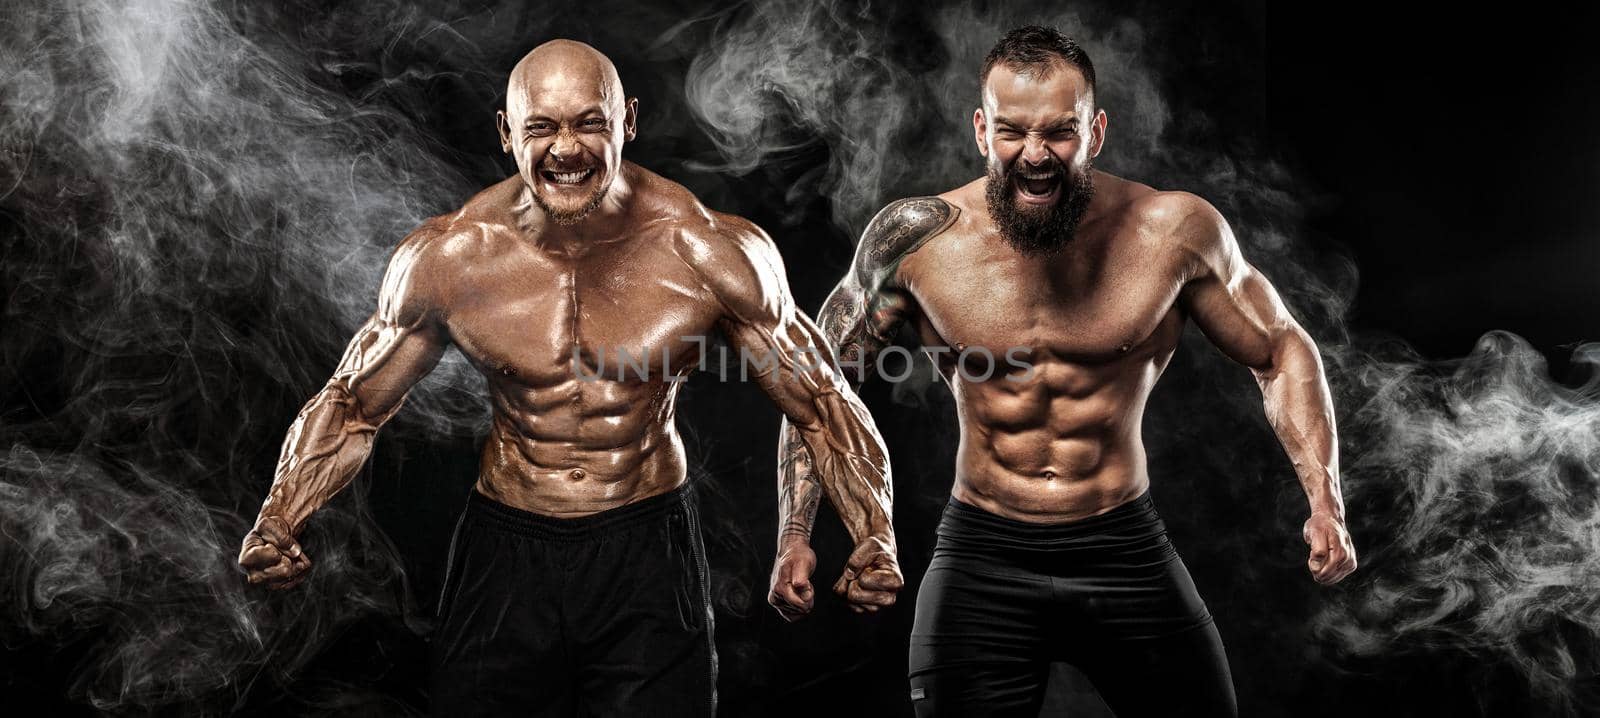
[984,159,1095,256]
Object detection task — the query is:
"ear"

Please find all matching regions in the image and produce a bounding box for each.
[1088,108,1108,159]
[496,110,512,153]
[623,97,639,142]
[973,108,989,158]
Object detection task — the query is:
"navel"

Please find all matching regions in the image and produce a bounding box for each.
[569,468,587,480]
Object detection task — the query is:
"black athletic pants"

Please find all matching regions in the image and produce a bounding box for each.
[429,485,716,717]
[908,492,1237,717]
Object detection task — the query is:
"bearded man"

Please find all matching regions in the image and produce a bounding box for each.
[770,26,1356,718]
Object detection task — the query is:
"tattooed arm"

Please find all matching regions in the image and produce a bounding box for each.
[770,197,957,620]
[238,226,450,589]
[687,213,909,613]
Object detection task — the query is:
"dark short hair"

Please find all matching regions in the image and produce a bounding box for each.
[981,26,1096,102]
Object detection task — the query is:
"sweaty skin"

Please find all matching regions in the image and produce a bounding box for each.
[240,40,902,610]
[770,60,1353,620]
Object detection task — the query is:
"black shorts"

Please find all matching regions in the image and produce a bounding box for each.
[908,491,1237,718]
[429,485,716,717]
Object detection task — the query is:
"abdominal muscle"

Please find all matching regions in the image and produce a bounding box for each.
[948,355,1159,524]
[472,377,690,518]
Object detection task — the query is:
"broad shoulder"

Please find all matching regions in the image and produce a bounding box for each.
[1125,189,1234,263]
[1117,189,1242,285]
[669,207,778,270]
[376,217,460,324]
[417,176,527,262]
[617,162,775,264]
[379,179,525,315]
[676,209,787,320]
[854,195,961,279]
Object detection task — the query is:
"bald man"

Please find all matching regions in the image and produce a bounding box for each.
[237,40,902,717]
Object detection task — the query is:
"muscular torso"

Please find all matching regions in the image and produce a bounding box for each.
[427,169,726,516]
[895,173,1195,522]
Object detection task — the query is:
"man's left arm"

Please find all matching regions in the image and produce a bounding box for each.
[1172,195,1357,585]
[691,219,903,611]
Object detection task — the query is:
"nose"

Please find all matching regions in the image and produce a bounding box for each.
[1020,136,1051,166]
[548,129,580,164]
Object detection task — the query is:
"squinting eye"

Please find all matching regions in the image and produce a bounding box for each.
[527,124,554,137]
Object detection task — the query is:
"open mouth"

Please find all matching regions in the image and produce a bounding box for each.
[539,168,595,186]
[1014,170,1061,204]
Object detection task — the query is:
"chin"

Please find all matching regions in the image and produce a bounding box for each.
[538,189,608,226]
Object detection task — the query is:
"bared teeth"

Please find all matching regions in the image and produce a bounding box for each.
[545,169,592,184]
[1018,175,1058,195]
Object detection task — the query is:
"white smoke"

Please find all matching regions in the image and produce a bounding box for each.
[3,0,1596,713]
[1,0,496,711]
[682,1,1600,714]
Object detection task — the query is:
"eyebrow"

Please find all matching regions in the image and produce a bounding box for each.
[993,116,1080,132]
[524,107,607,126]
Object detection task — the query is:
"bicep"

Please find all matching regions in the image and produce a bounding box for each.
[1183,256,1298,372]
[719,283,843,423]
[814,195,951,382]
[1176,203,1299,372]
[815,274,914,385]
[327,313,446,423]
[326,234,449,423]
[715,275,853,431]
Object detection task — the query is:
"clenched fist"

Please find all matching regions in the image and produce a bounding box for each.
[1304,512,1357,585]
[832,535,902,614]
[238,516,312,590]
[768,540,818,622]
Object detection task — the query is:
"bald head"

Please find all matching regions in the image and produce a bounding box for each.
[497,40,638,226]
[507,40,626,117]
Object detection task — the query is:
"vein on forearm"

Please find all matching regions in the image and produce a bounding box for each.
[1256,326,1343,519]
[261,385,379,533]
[258,323,411,534]
[793,387,893,545]
[772,196,951,547]
[775,301,885,546]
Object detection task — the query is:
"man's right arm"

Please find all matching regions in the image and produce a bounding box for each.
[239,227,451,589]
[770,197,955,620]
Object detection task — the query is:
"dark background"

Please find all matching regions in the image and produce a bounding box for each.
[3,1,1597,716]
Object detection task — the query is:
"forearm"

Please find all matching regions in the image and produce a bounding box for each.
[791,391,894,547]
[255,383,384,534]
[777,418,825,548]
[1256,328,1344,520]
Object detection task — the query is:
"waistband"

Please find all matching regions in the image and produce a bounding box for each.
[466,483,691,540]
[939,490,1165,550]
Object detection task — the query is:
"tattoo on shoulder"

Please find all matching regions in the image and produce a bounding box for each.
[855,197,957,284]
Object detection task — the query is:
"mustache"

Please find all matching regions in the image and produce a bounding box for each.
[1006,160,1064,178]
